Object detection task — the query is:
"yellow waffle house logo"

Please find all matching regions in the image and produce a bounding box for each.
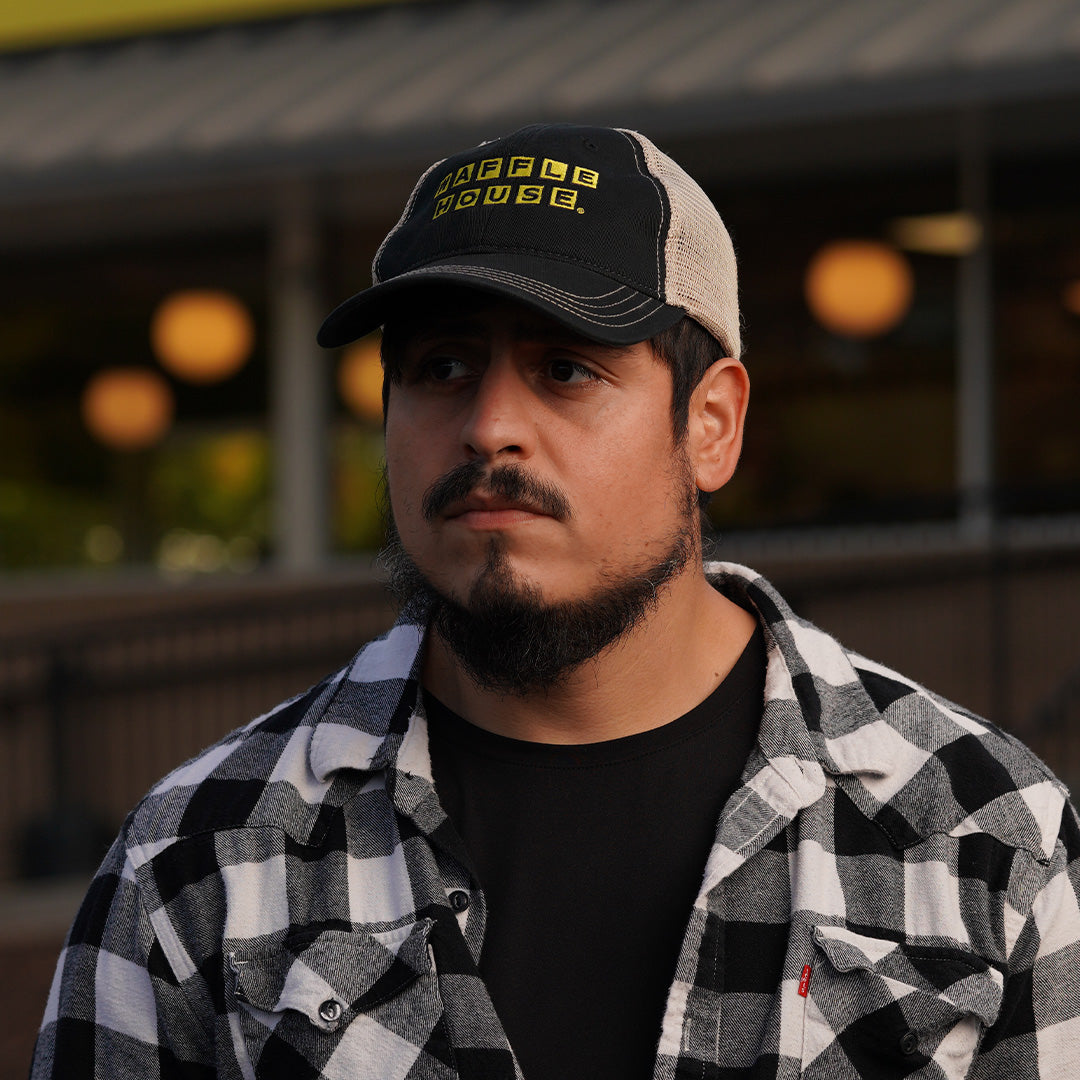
[432,155,600,219]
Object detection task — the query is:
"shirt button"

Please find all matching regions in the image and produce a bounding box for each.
[318,999,343,1024]
[899,1029,919,1055]
[448,889,470,912]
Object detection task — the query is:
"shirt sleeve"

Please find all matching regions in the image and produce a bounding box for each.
[30,832,215,1080]
[971,798,1080,1077]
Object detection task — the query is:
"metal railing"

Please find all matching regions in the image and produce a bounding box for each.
[0,579,395,880]
[2,546,1080,882]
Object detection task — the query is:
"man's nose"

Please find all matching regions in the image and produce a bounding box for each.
[459,360,536,462]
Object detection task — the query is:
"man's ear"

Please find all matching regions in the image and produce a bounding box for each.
[686,358,749,496]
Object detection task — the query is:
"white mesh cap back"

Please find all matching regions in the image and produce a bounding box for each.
[624,130,741,359]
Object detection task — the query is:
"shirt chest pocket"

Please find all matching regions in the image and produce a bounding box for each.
[227,918,450,1079]
[801,925,1004,1080]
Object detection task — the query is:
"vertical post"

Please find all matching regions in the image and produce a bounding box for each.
[957,110,1011,724]
[270,181,328,570]
[957,110,994,543]
[47,646,72,815]
[24,645,101,877]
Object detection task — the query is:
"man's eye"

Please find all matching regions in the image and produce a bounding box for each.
[426,357,468,381]
[547,358,597,384]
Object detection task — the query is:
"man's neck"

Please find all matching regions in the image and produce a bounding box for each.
[420,568,758,744]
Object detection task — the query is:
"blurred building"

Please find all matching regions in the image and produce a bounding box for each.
[2,0,1080,881]
[3,0,1080,573]
[4,13,1080,1073]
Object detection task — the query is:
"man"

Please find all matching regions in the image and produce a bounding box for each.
[33,124,1080,1079]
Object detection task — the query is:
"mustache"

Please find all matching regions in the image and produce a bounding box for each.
[421,461,572,522]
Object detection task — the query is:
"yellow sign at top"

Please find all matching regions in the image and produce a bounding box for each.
[0,0,414,52]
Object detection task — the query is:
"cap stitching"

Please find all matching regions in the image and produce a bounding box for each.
[415,267,660,322]
[398,264,643,311]
[414,268,663,327]
[372,156,447,283]
[442,268,658,318]
[408,265,666,327]
[392,264,639,309]
[617,129,663,297]
[396,242,661,301]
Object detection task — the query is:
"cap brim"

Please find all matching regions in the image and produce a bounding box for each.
[317,252,684,348]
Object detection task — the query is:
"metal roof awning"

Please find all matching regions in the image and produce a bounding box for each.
[3,0,1080,203]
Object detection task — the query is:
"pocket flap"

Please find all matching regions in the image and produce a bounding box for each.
[230,918,434,1029]
[812,924,1003,1028]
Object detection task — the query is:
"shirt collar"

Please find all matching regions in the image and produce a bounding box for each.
[305,563,899,791]
[308,614,429,783]
[304,562,1064,863]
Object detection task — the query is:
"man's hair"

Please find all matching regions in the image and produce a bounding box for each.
[380,310,726,509]
[649,316,729,510]
[648,316,728,439]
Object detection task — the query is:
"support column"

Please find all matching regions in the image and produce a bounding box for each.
[957,111,994,543]
[270,181,328,570]
[957,112,1012,723]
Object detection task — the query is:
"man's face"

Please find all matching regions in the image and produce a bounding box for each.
[383,293,699,617]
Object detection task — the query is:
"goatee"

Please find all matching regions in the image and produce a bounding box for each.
[380,489,696,696]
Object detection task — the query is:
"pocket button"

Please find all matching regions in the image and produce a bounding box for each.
[899,1029,919,1055]
[318,999,343,1025]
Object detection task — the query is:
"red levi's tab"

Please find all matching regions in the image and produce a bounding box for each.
[798,965,812,997]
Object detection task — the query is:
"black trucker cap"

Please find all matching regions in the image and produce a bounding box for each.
[317,123,740,357]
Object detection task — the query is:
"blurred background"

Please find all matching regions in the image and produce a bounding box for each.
[3,0,1080,1071]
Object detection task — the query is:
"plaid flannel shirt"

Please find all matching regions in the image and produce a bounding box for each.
[32,562,1080,1079]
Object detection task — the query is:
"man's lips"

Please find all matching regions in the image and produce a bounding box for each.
[421,462,572,523]
[443,493,551,524]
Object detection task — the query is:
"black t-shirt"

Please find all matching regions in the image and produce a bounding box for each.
[426,628,766,1080]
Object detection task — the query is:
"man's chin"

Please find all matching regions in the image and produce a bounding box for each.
[442,563,585,612]
[379,522,694,697]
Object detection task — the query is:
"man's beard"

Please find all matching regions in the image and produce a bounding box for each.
[380,461,698,697]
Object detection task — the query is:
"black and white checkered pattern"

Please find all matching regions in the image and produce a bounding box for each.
[32,563,1080,1078]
